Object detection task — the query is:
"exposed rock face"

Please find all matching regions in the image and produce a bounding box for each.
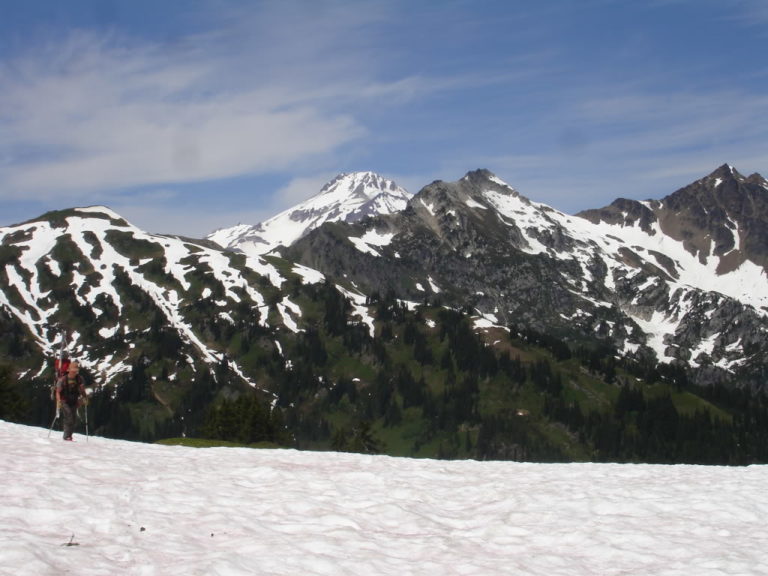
[658,164,768,272]
[580,164,768,272]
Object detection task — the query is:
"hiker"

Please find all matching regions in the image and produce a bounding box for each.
[55,361,87,441]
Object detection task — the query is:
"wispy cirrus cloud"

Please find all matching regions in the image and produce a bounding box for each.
[728,0,768,28]
[0,29,367,200]
[0,1,422,202]
[462,83,768,213]
[575,90,768,154]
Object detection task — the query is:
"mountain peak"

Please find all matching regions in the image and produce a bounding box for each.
[470,169,519,194]
[706,165,768,194]
[705,163,745,184]
[461,168,511,188]
[656,164,768,271]
[677,164,760,198]
[313,171,409,204]
[320,171,401,196]
[208,171,411,254]
[463,168,496,180]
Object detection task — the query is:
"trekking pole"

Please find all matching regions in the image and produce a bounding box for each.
[76,404,89,442]
[47,404,60,438]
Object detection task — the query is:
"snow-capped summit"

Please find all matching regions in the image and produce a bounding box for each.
[208,172,411,256]
[314,171,410,211]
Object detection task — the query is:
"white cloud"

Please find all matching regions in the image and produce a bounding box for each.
[0,29,368,200]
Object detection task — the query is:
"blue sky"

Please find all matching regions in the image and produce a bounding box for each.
[1,0,766,237]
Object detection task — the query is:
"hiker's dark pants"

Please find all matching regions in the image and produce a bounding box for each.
[61,403,78,440]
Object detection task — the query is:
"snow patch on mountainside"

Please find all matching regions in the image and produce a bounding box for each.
[349,229,396,257]
[292,264,325,284]
[207,223,254,250]
[337,285,376,337]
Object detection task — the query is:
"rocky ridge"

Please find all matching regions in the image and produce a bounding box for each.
[286,166,768,389]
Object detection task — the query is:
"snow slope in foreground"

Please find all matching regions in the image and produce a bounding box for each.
[1,421,766,576]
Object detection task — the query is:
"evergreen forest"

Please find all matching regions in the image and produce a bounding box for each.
[3,281,767,465]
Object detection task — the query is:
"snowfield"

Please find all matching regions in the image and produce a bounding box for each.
[1,421,767,576]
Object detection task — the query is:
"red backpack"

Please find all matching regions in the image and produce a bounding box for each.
[55,358,71,377]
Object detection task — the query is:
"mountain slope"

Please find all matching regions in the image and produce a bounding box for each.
[579,163,768,283]
[208,171,411,255]
[286,166,768,389]
[0,206,305,386]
